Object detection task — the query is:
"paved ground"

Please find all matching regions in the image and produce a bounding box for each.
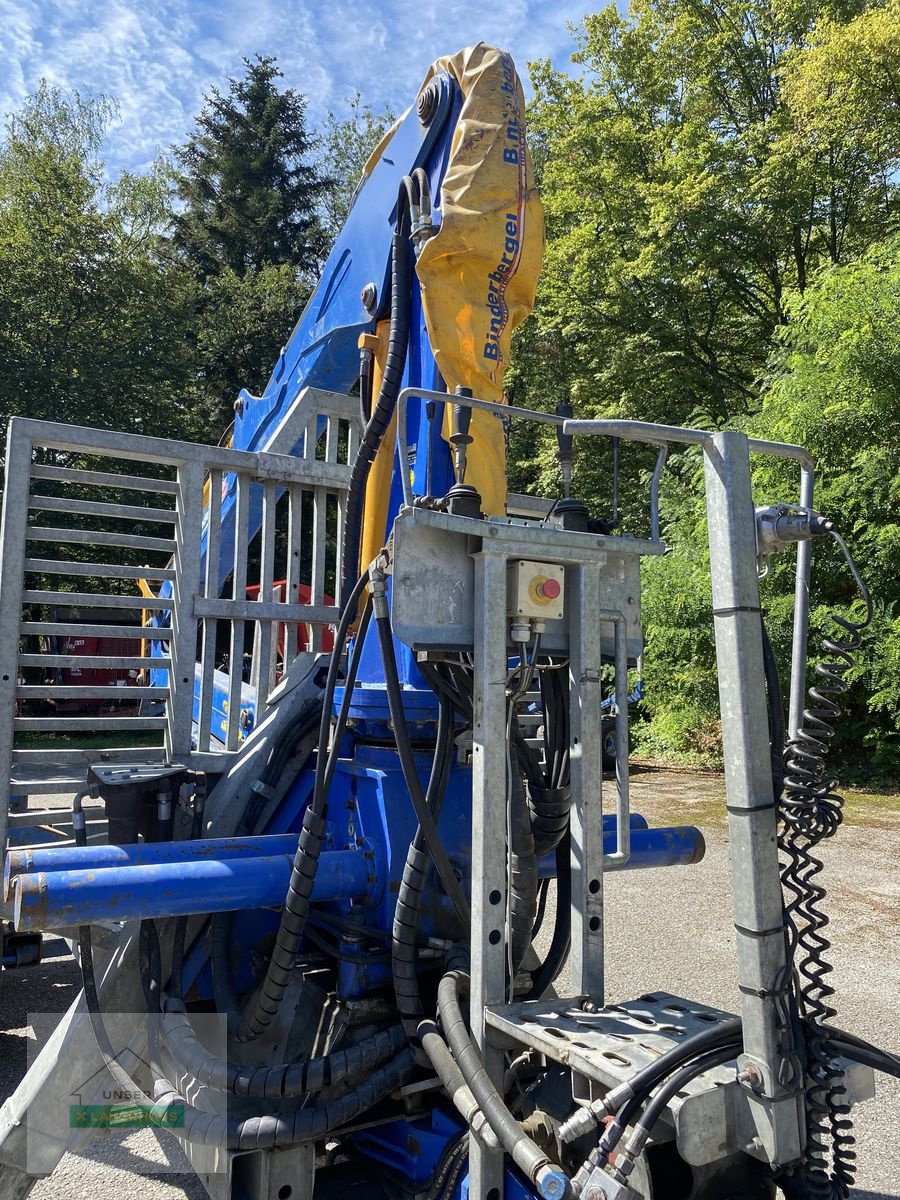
[0,769,896,1198]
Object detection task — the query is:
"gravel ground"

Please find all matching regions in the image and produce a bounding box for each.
[0,769,896,1199]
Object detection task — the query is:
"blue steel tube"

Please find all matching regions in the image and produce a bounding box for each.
[537,825,704,878]
[12,823,701,933]
[4,814,651,897]
[4,834,302,899]
[12,846,378,933]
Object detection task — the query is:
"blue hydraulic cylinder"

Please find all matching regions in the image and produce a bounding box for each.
[11,820,702,933]
[4,833,302,898]
[4,814,649,898]
[536,824,705,876]
[12,844,380,933]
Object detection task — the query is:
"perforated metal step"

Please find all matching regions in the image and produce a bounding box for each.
[485,991,874,1167]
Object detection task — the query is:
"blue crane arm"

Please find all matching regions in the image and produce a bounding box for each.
[204,73,462,594]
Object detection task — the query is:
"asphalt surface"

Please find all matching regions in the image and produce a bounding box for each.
[0,769,896,1199]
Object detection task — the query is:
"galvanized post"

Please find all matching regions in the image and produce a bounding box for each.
[703,430,803,1165]
[470,549,510,1199]
[168,460,205,763]
[0,420,33,854]
[568,563,606,999]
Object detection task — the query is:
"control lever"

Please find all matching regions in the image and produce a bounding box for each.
[450,386,473,485]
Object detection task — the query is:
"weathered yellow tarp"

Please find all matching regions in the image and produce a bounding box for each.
[416,43,544,513]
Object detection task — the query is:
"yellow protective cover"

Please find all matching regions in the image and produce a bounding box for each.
[416,43,544,513]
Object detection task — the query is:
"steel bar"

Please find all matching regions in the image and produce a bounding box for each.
[13,717,167,732]
[226,473,251,751]
[702,430,803,1165]
[23,559,175,582]
[18,656,169,670]
[12,845,378,931]
[604,616,632,868]
[21,590,172,610]
[25,527,176,553]
[29,463,179,494]
[168,459,205,763]
[197,468,222,754]
[0,420,34,857]
[788,463,815,740]
[26,494,177,522]
[19,623,172,640]
[469,549,510,1199]
[568,563,606,1000]
[16,686,167,700]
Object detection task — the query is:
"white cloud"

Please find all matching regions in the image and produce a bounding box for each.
[0,0,588,175]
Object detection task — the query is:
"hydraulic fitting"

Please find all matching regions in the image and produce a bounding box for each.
[755,505,832,561]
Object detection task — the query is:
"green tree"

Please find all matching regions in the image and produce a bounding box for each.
[173,54,327,279]
[0,83,196,442]
[752,236,900,770]
[518,0,900,438]
[171,56,330,434]
[512,0,900,777]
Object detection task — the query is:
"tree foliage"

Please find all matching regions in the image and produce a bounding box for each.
[519,0,900,432]
[0,84,196,442]
[172,55,327,280]
[510,0,900,775]
[318,93,395,246]
[170,55,331,435]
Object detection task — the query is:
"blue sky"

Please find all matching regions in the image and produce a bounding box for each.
[0,0,592,175]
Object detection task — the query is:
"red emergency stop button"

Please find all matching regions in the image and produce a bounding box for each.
[537,577,561,600]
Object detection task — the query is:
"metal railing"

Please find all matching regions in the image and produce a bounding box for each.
[0,389,360,854]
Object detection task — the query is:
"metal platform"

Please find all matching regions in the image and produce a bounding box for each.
[485,992,875,1166]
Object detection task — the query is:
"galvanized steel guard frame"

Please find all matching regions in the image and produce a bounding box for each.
[0,390,360,877]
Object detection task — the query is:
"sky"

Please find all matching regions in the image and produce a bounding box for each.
[0,0,592,175]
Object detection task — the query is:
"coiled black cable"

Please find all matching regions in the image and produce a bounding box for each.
[778,529,873,1200]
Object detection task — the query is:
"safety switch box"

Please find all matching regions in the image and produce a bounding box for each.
[507,560,565,620]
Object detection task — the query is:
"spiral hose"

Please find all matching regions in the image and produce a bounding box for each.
[778,529,872,1200]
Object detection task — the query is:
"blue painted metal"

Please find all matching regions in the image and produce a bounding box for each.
[12,842,381,931]
[205,74,462,594]
[351,1109,534,1200]
[5,833,304,892]
[12,817,702,934]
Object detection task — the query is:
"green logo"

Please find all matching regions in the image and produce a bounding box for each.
[69,1104,184,1129]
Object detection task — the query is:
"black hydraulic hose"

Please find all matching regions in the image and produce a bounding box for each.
[392,694,455,1047]
[340,184,413,607]
[358,343,374,429]
[417,1019,501,1152]
[149,1049,415,1150]
[526,833,571,1000]
[372,586,470,928]
[531,877,550,941]
[507,764,539,974]
[436,970,568,1198]
[162,1014,407,1099]
[828,1041,900,1080]
[82,919,415,1152]
[608,1045,741,1181]
[233,571,372,1042]
[602,1021,741,1127]
[560,1016,743,1148]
